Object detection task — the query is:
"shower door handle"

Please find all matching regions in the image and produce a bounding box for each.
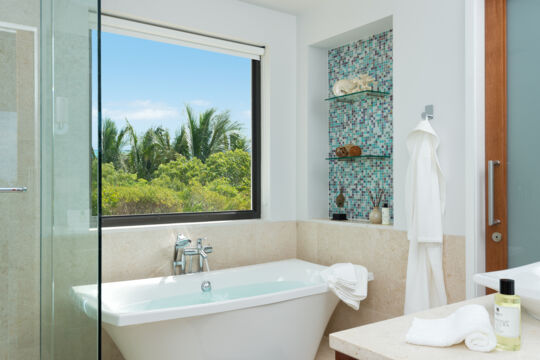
[488,160,501,226]
[0,187,28,193]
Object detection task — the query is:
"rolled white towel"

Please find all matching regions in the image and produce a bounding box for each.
[328,283,362,310]
[325,263,357,285]
[321,263,368,310]
[406,304,496,352]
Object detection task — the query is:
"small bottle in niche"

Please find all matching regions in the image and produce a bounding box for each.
[382,203,390,225]
[494,278,521,351]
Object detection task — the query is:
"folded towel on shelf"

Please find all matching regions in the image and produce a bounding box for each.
[321,263,369,310]
[406,304,497,352]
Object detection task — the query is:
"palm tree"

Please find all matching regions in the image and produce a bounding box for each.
[173,125,190,158]
[180,105,242,162]
[153,127,176,163]
[228,132,251,152]
[123,121,175,180]
[123,121,142,176]
[102,118,127,168]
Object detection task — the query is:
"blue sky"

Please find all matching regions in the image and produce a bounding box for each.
[92,31,252,145]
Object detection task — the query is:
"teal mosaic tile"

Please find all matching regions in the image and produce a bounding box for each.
[328,30,393,220]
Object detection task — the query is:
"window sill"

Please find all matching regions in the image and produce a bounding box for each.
[101,218,279,234]
[305,218,395,230]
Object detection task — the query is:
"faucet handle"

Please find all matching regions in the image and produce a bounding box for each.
[203,246,213,254]
[184,248,199,256]
[197,237,207,247]
[176,234,191,248]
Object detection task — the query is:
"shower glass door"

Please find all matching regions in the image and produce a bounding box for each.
[41,0,100,359]
[0,4,40,358]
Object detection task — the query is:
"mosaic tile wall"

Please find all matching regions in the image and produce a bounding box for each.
[328,30,393,220]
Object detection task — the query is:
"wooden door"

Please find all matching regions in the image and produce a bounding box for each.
[485,0,508,272]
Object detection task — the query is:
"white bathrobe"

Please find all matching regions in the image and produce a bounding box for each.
[404,119,447,314]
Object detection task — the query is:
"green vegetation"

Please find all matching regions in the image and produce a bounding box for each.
[95,106,252,216]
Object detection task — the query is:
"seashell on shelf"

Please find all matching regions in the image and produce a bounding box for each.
[343,144,354,153]
[332,79,357,96]
[348,146,362,157]
[335,147,348,157]
[356,73,375,91]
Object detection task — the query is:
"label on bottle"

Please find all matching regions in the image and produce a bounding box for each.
[494,304,520,338]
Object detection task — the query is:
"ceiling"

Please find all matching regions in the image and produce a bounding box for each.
[238,0,319,15]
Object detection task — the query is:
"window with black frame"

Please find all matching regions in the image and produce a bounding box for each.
[93,17,261,226]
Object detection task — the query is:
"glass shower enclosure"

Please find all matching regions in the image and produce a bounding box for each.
[0,0,100,359]
[0,4,41,358]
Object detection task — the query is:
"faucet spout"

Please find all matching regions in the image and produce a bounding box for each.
[172,234,191,275]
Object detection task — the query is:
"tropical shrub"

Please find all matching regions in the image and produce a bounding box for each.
[97,106,253,216]
[98,150,252,216]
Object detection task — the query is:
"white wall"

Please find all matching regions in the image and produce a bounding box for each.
[102,0,297,221]
[101,0,467,235]
[465,0,486,298]
[296,0,466,236]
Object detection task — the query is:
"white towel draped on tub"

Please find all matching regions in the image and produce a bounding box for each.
[406,304,497,352]
[404,119,447,314]
[321,263,368,310]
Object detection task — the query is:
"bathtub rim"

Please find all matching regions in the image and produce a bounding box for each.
[73,259,373,327]
[75,259,328,326]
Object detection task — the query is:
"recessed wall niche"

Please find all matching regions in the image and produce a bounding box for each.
[327,30,393,220]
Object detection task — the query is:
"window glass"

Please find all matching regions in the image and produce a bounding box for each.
[92,30,258,221]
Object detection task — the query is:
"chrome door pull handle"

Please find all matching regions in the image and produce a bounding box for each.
[0,187,27,193]
[488,160,501,226]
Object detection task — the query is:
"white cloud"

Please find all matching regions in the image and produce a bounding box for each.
[188,99,211,107]
[129,99,153,107]
[102,100,180,122]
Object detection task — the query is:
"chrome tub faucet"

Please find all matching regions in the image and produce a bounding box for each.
[172,235,213,274]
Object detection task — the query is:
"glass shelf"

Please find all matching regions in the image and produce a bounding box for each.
[325,90,390,103]
[326,154,391,161]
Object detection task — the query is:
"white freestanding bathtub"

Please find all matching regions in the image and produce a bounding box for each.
[72,259,342,360]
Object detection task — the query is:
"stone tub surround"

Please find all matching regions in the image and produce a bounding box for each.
[101,219,465,359]
[296,220,466,334]
[330,294,540,360]
[102,220,297,283]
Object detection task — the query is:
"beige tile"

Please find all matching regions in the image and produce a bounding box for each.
[103,220,297,283]
[102,227,176,282]
[1,0,39,28]
[327,303,394,334]
[0,25,40,359]
[296,221,319,262]
[255,221,296,263]
[297,221,466,335]
[444,234,467,304]
[206,222,256,269]
[0,236,9,347]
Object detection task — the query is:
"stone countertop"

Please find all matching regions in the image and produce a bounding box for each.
[330,295,540,360]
